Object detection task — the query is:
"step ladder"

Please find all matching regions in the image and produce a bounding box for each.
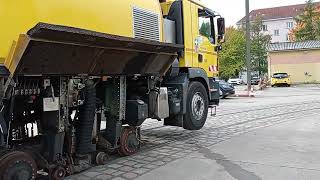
[208,105,217,116]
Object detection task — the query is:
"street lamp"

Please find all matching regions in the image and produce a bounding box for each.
[245,0,252,94]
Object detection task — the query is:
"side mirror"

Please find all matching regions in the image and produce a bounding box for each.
[217,18,225,42]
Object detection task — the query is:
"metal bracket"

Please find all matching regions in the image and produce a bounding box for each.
[208,105,217,116]
[104,76,126,148]
[0,74,15,105]
[119,76,126,121]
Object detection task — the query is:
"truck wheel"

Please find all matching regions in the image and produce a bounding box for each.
[183,81,209,130]
[0,151,37,180]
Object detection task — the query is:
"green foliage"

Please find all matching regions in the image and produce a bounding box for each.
[250,17,271,76]
[218,27,246,80]
[292,0,320,41]
[218,17,270,80]
[199,22,211,38]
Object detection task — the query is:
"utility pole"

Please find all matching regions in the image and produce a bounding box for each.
[245,0,252,94]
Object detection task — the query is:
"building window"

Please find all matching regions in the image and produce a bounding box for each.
[274,29,280,36]
[286,34,290,41]
[262,24,268,31]
[287,22,294,29]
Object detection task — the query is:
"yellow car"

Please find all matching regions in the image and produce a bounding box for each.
[271,73,291,87]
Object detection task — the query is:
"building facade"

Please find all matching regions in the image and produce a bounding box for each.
[237,2,320,43]
[268,41,320,84]
[260,18,295,43]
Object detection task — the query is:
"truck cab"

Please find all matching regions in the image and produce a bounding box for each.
[160,0,225,129]
[161,0,224,78]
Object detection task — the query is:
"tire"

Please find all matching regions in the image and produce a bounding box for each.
[183,81,209,130]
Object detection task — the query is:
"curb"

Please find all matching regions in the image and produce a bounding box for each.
[231,91,256,97]
[234,94,255,97]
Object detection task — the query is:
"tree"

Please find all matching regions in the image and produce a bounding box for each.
[250,17,271,76]
[218,27,246,80]
[219,18,270,80]
[290,0,320,41]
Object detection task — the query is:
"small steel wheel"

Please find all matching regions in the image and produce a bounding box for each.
[118,127,140,156]
[95,152,109,165]
[0,151,38,180]
[50,166,66,180]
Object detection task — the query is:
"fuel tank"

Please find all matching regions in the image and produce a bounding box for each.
[0,1,181,76]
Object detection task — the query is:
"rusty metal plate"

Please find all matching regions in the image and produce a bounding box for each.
[14,23,183,76]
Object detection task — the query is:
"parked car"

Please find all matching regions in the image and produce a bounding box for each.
[219,81,235,98]
[271,73,291,87]
[251,77,260,85]
[228,78,243,85]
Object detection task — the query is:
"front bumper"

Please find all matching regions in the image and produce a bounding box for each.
[271,78,290,85]
[272,81,290,85]
[221,88,235,96]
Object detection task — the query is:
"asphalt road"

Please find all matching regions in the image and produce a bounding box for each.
[68,85,320,180]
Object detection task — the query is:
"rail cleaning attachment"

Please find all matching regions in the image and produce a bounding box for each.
[6,23,183,76]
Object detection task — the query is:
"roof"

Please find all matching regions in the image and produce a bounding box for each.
[267,40,320,52]
[237,2,320,24]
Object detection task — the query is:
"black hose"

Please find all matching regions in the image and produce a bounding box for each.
[76,80,96,154]
[0,112,7,148]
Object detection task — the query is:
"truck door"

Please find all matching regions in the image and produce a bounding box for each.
[182,1,201,68]
[197,8,218,78]
[191,3,199,68]
[181,0,194,68]
[183,0,199,67]
[182,1,218,78]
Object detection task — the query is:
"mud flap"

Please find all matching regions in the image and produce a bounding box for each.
[209,78,220,105]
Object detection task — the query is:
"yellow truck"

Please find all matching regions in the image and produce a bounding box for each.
[0,0,224,179]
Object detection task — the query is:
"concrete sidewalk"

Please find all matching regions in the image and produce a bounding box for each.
[136,114,320,180]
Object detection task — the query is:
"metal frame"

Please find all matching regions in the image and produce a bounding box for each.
[104,76,126,148]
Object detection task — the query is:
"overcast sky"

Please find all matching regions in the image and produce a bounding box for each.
[200,0,317,26]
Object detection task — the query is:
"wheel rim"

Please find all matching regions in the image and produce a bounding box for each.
[191,92,205,121]
[0,151,37,180]
[118,127,140,156]
[8,163,32,179]
[51,166,66,180]
[127,133,139,150]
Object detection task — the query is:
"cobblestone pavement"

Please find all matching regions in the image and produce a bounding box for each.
[68,86,320,180]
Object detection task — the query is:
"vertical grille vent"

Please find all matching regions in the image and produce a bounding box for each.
[133,7,160,41]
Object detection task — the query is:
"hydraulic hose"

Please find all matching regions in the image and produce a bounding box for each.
[76,80,96,154]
